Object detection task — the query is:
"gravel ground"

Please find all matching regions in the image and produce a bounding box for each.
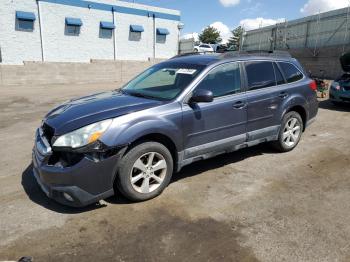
[0,84,349,262]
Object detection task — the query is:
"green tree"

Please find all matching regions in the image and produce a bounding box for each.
[227,26,244,50]
[199,26,222,44]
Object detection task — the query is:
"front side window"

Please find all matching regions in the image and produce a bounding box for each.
[245,61,276,91]
[122,63,205,101]
[195,62,241,98]
[278,62,303,83]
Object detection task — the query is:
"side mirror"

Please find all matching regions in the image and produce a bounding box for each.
[190,89,214,103]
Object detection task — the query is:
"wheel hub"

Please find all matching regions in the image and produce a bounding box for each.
[130,152,167,194]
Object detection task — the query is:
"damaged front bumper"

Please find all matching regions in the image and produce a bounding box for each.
[32,128,125,207]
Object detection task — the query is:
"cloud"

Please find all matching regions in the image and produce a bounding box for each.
[180,32,199,42]
[241,2,263,15]
[209,21,232,44]
[181,22,232,44]
[219,0,240,7]
[300,0,350,15]
[239,17,286,31]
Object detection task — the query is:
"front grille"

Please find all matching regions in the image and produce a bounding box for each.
[42,122,55,145]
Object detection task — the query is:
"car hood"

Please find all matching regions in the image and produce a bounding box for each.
[44,90,163,135]
[340,52,350,72]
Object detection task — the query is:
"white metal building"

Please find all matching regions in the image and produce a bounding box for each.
[0,0,181,64]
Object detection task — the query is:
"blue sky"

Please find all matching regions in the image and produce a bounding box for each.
[123,0,350,42]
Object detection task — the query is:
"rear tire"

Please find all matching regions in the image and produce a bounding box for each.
[273,111,303,152]
[116,142,173,202]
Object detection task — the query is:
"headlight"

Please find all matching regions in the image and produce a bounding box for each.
[53,119,112,148]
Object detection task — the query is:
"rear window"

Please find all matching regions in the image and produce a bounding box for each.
[245,61,276,90]
[278,62,303,83]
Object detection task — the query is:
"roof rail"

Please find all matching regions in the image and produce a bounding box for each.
[219,50,292,59]
[170,51,214,59]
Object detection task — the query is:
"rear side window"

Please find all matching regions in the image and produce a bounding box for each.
[245,61,276,90]
[278,62,303,83]
[273,63,286,85]
[196,62,241,98]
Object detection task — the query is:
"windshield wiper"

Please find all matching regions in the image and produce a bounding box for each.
[123,90,159,100]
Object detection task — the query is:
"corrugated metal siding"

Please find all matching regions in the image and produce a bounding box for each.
[242,7,350,51]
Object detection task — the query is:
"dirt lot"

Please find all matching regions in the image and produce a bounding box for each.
[0,84,349,262]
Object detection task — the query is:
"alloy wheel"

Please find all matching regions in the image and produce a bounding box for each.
[130,152,167,194]
[282,117,301,147]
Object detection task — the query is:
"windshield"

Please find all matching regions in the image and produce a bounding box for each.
[122,63,205,100]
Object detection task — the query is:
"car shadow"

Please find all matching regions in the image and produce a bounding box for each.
[21,163,107,214]
[107,143,277,204]
[23,143,278,211]
[173,143,276,182]
[318,99,350,112]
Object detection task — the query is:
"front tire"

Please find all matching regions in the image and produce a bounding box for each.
[273,111,303,152]
[116,142,173,201]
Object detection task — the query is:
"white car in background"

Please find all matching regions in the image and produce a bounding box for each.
[194,44,214,53]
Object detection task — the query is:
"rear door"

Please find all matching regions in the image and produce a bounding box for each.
[243,60,287,141]
[182,62,247,159]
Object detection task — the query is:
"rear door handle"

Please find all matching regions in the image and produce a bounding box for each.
[233,101,246,109]
[279,92,289,99]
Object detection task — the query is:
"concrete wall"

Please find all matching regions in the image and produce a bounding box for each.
[0,59,163,86]
[0,0,180,64]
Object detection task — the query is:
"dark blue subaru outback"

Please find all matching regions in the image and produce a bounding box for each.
[33,51,318,207]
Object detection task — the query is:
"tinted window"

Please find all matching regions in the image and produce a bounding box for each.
[16,20,34,31]
[65,25,80,36]
[100,28,113,39]
[129,31,141,41]
[278,62,303,83]
[196,62,241,98]
[245,61,276,90]
[156,34,166,43]
[273,63,286,85]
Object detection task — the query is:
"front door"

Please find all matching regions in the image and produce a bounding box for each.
[182,62,247,159]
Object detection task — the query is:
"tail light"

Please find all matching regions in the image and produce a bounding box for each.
[309,80,317,91]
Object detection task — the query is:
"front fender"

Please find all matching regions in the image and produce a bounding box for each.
[100,103,183,151]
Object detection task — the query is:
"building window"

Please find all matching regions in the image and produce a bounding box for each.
[156,28,169,44]
[65,17,82,36]
[129,25,144,41]
[99,21,115,39]
[15,11,36,32]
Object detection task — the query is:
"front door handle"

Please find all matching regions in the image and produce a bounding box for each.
[279,92,289,99]
[233,101,246,109]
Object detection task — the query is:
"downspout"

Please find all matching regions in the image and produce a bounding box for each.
[112,7,117,60]
[36,0,45,62]
[153,14,156,61]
